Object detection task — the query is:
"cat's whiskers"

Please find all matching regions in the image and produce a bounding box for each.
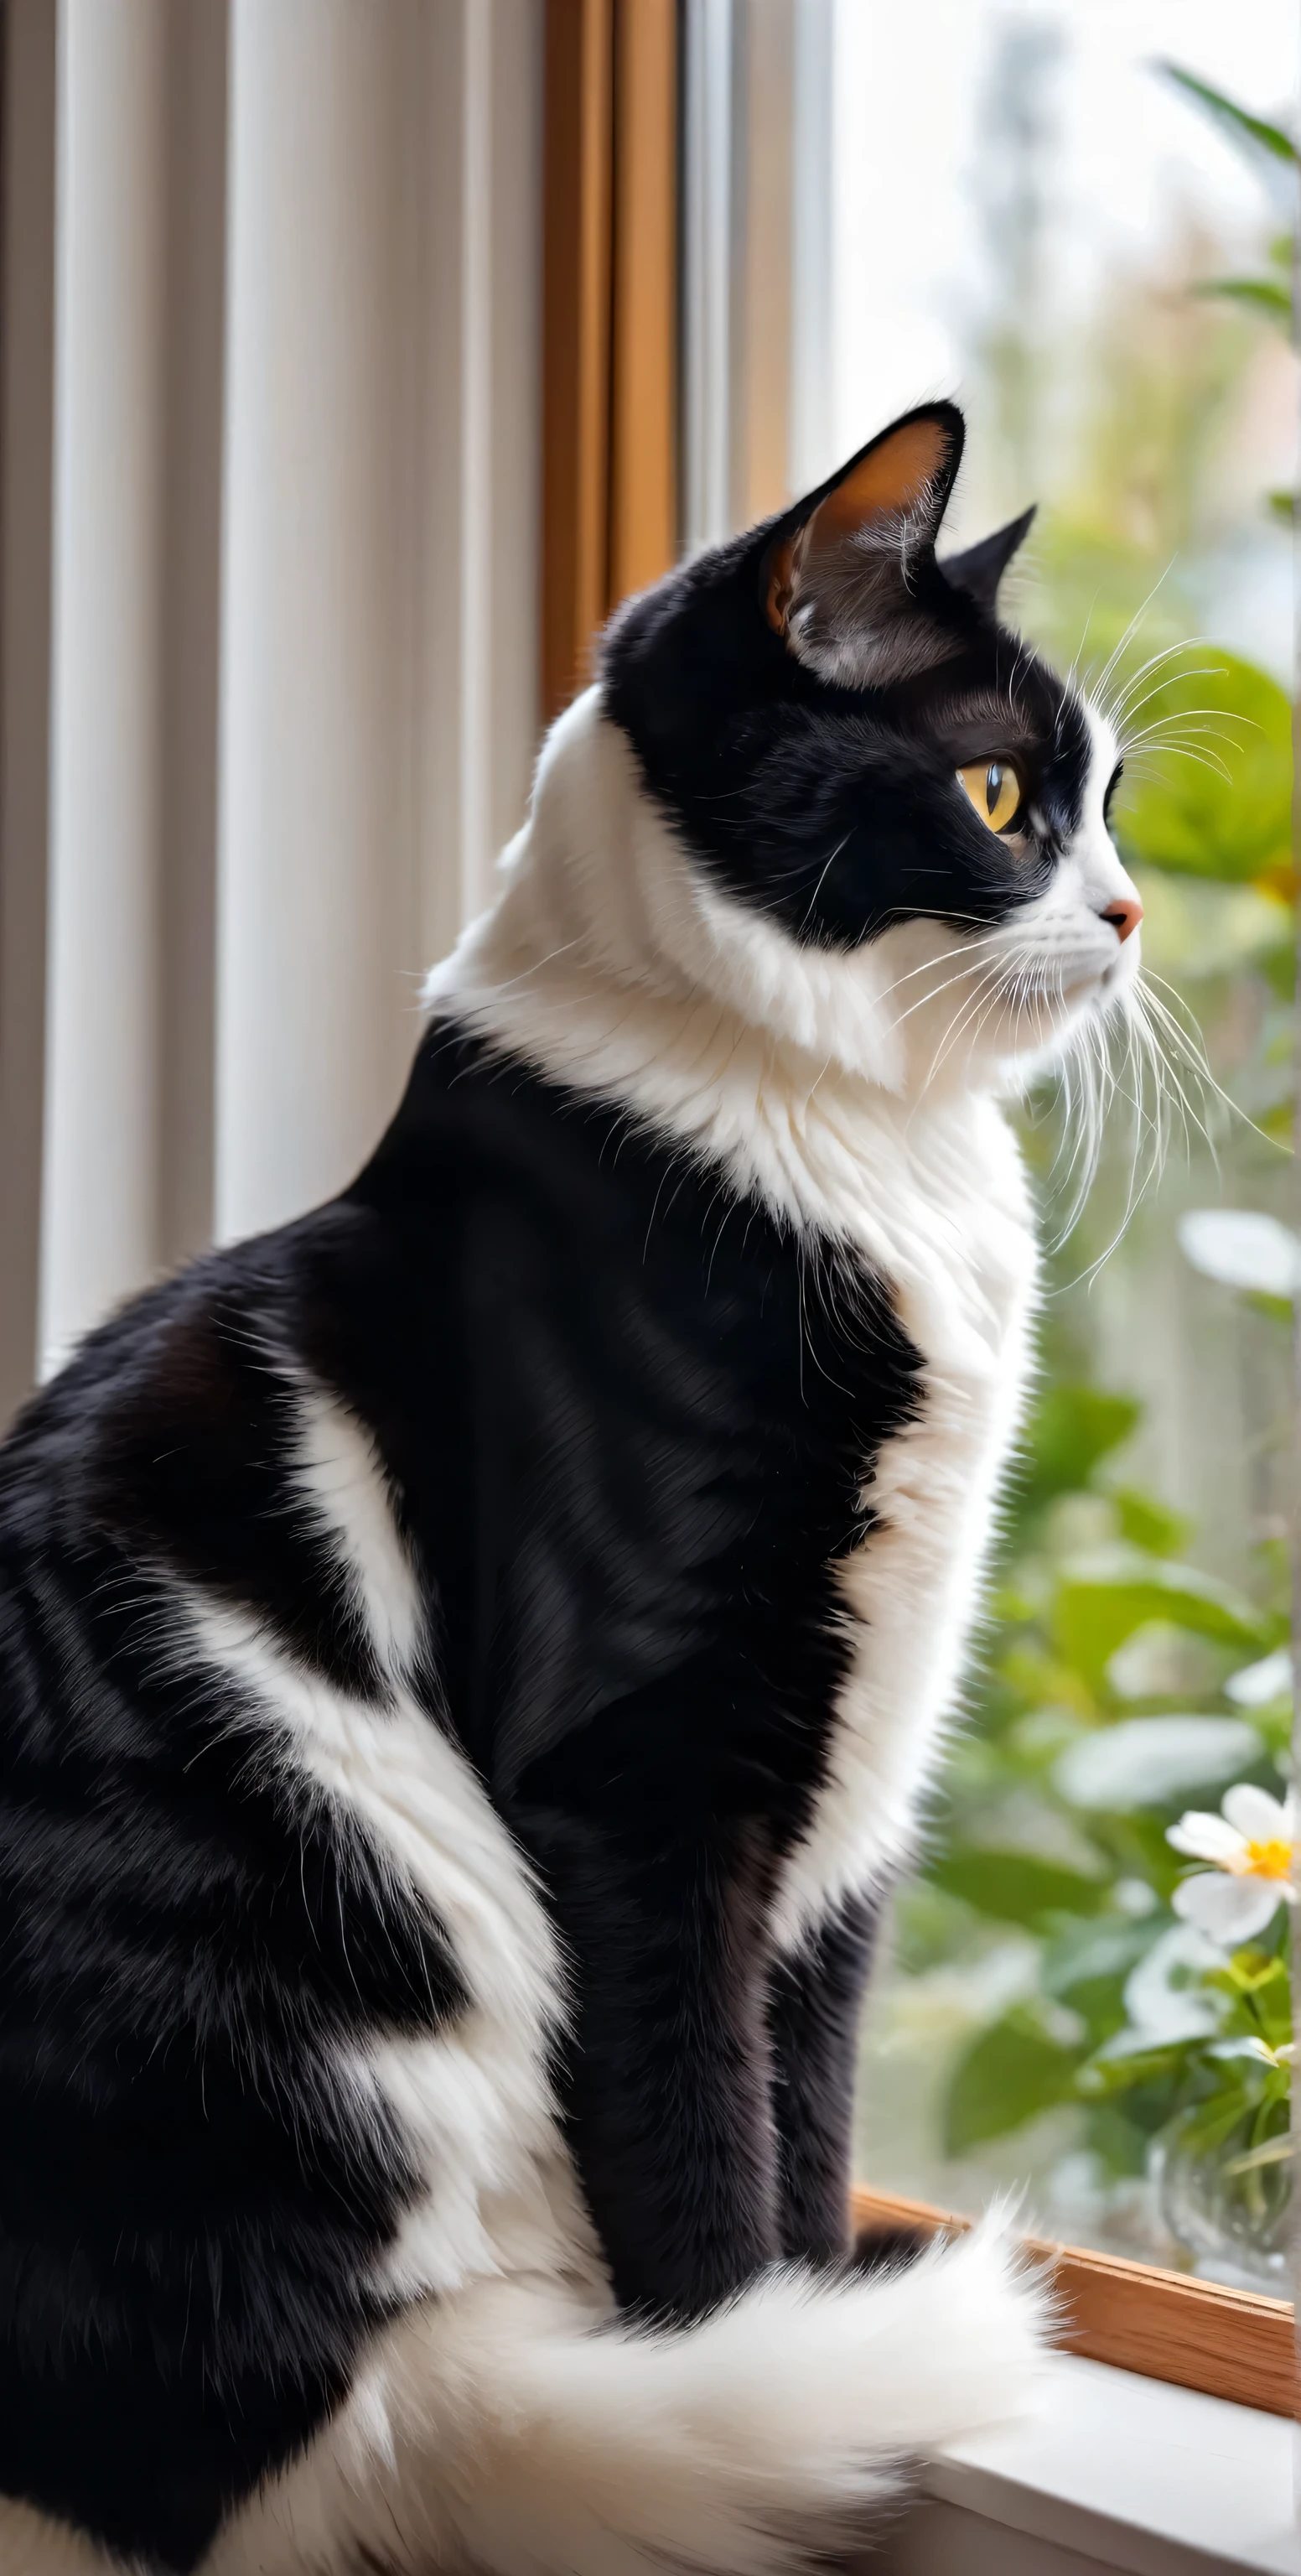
[1032,916,1289,1280]
[484,933,588,995]
[875,927,1008,1006]
[1116,708,1247,782]
[1111,665,1233,730]
[923,959,1017,1085]
[1103,636,1222,728]
[1061,994,1183,1290]
[1085,563,1178,716]
[886,937,1013,1031]
[1060,999,1133,1246]
[1120,718,1245,754]
[796,835,853,934]
[915,975,994,1091]
[1139,972,1282,1158]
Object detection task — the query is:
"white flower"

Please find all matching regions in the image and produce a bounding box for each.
[1208,2035,1294,2069]
[1167,1784,1296,1944]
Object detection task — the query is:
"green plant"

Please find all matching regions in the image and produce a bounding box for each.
[923,1379,1288,2186]
[861,60,1294,2283]
[911,605,1295,2262]
[1156,63,1297,523]
[1157,64,1296,329]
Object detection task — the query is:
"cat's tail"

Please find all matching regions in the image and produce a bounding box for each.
[219,2208,1052,2576]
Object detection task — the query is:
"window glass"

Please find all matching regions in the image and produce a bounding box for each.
[681,0,1297,2286]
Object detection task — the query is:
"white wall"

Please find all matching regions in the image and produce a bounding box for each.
[0,0,542,1402]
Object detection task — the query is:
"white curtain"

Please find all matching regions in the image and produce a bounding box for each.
[0,0,542,1419]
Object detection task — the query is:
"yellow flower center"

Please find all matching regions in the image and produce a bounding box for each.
[1235,1836,1294,1883]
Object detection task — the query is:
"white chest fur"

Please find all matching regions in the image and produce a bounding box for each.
[769,1091,1038,1950]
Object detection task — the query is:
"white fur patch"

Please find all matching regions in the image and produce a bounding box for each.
[197,2205,1050,2576]
[291,1385,426,1682]
[176,1443,594,2314]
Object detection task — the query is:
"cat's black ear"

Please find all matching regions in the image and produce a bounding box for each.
[764,402,964,688]
[940,504,1036,613]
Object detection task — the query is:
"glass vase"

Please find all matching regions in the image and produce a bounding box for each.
[1154,2108,1291,2291]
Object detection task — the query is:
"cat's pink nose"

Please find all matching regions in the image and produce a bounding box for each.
[1102,894,1143,943]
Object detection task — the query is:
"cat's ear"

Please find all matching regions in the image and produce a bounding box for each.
[940,504,1036,613]
[764,402,964,688]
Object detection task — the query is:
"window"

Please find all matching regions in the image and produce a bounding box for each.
[543,0,1295,2412]
[0,0,1289,2437]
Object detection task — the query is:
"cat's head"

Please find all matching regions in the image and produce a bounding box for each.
[600,401,1142,1097]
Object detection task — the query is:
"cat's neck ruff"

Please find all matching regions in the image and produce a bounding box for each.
[425,688,1034,1369]
[428,688,1013,1209]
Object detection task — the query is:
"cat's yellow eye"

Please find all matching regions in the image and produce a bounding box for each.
[956,760,1022,834]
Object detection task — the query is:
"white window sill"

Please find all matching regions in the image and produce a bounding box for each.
[876,2355,1297,2576]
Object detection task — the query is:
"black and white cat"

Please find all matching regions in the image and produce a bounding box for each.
[0,404,1143,2576]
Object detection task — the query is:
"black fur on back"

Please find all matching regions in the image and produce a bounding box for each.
[0,1026,920,2567]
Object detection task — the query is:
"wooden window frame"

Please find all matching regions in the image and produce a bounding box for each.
[854,2186,1293,2420]
[541,0,677,722]
[541,0,1294,2423]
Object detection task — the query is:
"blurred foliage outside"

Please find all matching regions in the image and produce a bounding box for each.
[856,58,1296,2286]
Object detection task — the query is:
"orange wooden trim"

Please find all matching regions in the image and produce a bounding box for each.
[729,0,792,527]
[542,0,677,721]
[608,0,677,609]
[542,0,614,723]
[852,2184,1295,2420]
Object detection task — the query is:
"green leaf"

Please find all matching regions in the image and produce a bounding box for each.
[1016,1385,1140,1511]
[1076,2041,1189,2097]
[1155,63,1298,165]
[1040,1917,1161,2049]
[1054,1715,1262,1813]
[1087,1809,1189,1902]
[1227,1939,1291,1987]
[1174,2085,1267,2160]
[1042,1917,1161,2000]
[1247,1291,1296,1326]
[1191,276,1292,322]
[1114,652,1292,886]
[1052,1553,1276,1689]
[889,1878,980,1975]
[998,1641,1099,1722]
[944,2007,1083,2153]
[928,1847,1107,1927]
[1086,2100,1162,2174]
[1111,1488,1193,1557]
[1220,1949,1293,2049]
